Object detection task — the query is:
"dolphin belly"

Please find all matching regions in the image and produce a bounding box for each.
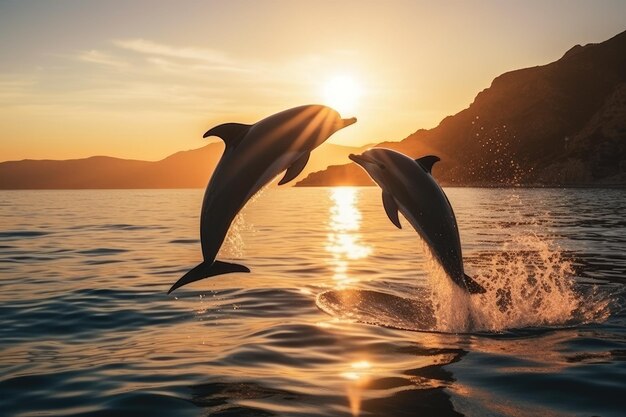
[399,192,485,294]
[247,151,301,200]
[404,212,457,274]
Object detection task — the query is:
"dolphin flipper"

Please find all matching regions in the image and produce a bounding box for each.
[168,260,250,294]
[203,123,251,149]
[278,152,310,185]
[382,191,402,229]
[463,273,486,294]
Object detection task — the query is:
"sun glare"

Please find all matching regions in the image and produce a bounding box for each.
[323,75,362,114]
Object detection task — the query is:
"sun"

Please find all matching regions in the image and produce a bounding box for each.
[323,75,362,114]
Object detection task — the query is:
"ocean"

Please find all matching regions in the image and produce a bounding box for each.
[0,187,624,417]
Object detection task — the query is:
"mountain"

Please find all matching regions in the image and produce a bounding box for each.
[297,30,626,187]
[4,30,625,189]
[0,142,363,189]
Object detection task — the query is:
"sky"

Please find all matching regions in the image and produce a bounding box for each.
[1,0,625,162]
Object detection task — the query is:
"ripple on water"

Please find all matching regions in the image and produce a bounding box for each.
[0,230,51,239]
[0,188,624,417]
[77,248,130,256]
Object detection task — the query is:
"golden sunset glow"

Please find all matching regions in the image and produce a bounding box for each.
[2,2,621,162]
[1,3,624,417]
[323,75,362,115]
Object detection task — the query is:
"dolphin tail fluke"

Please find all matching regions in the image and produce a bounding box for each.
[463,273,486,294]
[168,260,250,294]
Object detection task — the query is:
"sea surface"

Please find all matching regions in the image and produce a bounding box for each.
[0,187,625,417]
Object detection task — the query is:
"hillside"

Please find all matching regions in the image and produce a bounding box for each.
[297,30,626,187]
[0,142,362,189]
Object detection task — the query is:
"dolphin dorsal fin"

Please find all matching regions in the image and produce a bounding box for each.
[203,123,251,149]
[278,152,310,185]
[382,191,402,229]
[416,155,440,174]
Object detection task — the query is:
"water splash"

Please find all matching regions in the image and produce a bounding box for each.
[317,190,613,333]
[426,233,611,333]
[219,213,252,259]
[217,183,272,259]
[318,232,613,333]
[424,260,473,333]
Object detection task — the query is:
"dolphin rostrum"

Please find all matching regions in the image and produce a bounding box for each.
[349,148,485,294]
[168,105,357,293]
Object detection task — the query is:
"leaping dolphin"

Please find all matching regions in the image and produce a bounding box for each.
[168,105,357,293]
[349,148,485,294]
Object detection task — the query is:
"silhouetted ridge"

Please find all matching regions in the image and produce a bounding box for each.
[0,142,363,189]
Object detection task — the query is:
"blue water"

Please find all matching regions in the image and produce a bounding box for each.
[0,187,625,416]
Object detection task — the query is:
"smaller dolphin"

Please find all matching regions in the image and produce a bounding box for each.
[169,105,356,294]
[349,149,485,294]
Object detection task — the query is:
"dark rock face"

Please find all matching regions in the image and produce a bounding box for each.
[297,30,626,187]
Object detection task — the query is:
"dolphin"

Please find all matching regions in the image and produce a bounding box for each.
[349,148,485,294]
[168,104,357,293]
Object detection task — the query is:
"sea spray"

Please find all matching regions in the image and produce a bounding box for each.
[470,233,581,331]
[219,212,250,259]
[424,258,473,332]
[218,184,267,259]
[424,232,611,333]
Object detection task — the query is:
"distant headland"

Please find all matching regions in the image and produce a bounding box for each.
[0,143,363,190]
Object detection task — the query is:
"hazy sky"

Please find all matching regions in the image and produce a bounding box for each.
[1,0,625,161]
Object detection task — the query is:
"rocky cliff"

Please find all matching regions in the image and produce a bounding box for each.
[297,30,626,187]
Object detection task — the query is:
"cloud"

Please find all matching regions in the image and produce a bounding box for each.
[78,50,128,68]
[112,39,255,74]
[114,38,231,65]
[145,56,252,74]
[1,38,333,120]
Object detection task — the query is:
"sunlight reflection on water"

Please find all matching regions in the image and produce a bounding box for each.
[0,188,624,417]
[342,360,373,416]
[324,188,376,415]
[326,187,372,288]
